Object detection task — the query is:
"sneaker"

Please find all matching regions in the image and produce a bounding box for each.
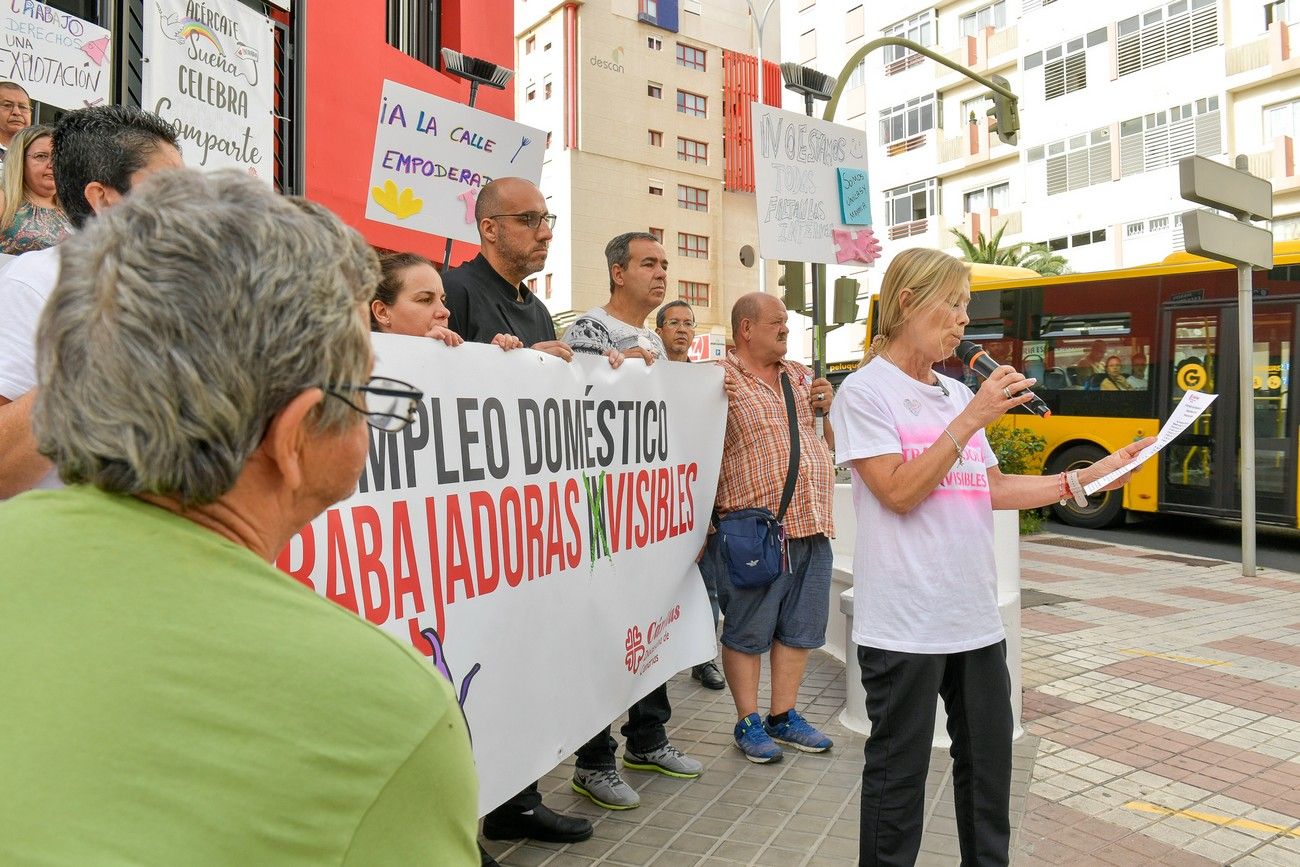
[623,742,704,779]
[733,712,783,763]
[571,766,641,810]
[764,709,833,753]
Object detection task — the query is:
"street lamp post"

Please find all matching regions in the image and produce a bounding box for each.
[745,0,779,295]
[781,37,1019,378]
[779,62,838,381]
[439,49,514,269]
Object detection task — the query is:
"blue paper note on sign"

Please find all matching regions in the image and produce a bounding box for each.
[837,167,872,226]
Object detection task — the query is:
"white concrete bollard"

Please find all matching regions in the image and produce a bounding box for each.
[838,503,1024,744]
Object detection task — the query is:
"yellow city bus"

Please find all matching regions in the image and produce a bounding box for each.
[846,245,1300,529]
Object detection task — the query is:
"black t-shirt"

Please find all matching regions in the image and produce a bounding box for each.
[443,253,556,347]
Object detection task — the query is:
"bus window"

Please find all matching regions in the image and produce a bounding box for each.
[1030,289,1156,417]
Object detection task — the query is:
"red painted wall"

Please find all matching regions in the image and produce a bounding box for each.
[304,1,516,262]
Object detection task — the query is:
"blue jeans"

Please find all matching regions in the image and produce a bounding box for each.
[697,533,723,631]
[714,533,831,654]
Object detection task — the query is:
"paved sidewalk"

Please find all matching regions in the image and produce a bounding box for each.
[485,532,1300,866]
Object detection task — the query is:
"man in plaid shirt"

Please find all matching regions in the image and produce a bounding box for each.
[708,291,838,763]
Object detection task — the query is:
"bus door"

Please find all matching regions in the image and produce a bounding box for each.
[1159,301,1297,524]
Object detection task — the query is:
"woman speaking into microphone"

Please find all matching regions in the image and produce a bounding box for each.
[829,249,1151,867]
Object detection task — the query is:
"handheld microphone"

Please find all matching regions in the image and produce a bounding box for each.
[956,340,1053,418]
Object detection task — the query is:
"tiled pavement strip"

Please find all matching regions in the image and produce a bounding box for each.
[485,533,1300,866]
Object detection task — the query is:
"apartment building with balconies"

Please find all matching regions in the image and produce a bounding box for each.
[514,0,782,353]
[781,0,1300,366]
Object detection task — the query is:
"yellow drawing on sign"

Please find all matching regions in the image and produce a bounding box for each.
[372,180,423,219]
[1268,375,1282,389]
[1176,362,1207,392]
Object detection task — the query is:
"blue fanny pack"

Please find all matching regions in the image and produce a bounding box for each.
[717,508,787,589]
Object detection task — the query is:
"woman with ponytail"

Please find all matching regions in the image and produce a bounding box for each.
[830,248,1149,866]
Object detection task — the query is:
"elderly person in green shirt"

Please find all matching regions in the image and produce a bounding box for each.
[0,169,479,865]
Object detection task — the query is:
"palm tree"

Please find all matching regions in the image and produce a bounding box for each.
[949,226,1068,276]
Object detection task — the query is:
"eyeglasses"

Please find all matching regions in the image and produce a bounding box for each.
[488,212,558,230]
[662,318,696,329]
[0,100,32,114]
[322,376,423,432]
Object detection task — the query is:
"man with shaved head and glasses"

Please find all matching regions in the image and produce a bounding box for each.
[443,177,574,360]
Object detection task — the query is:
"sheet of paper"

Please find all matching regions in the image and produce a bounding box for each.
[1083,390,1218,495]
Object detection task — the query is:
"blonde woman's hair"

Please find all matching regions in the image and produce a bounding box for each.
[0,124,54,233]
[862,248,970,367]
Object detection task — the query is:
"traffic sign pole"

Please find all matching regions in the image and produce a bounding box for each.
[1178,154,1272,578]
[1237,212,1256,577]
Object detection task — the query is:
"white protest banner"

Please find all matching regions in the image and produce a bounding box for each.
[752,105,880,266]
[0,2,111,110]
[277,336,723,814]
[366,79,546,243]
[142,0,276,179]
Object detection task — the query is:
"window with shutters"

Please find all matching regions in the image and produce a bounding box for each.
[1119,96,1221,177]
[879,94,939,145]
[846,6,864,41]
[800,29,816,63]
[387,0,440,68]
[1028,128,1111,196]
[1043,39,1087,99]
[960,1,1006,37]
[1116,0,1217,77]
[882,11,933,73]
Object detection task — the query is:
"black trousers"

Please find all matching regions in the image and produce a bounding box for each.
[857,641,1012,867]
[573,683,672,770]
[484,781,541,819]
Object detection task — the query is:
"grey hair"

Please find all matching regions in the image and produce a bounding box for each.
[605,231,661,293]
[33,168,379,503]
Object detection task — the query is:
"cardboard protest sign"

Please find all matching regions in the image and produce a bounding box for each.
[278,336,724,813]
[752,105,875,265]
[0,2,111,110]
[366,79,546,243]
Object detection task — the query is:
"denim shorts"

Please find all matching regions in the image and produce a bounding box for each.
[714,533,831,654]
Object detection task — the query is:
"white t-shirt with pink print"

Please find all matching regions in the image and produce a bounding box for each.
[830,357,1004,654]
